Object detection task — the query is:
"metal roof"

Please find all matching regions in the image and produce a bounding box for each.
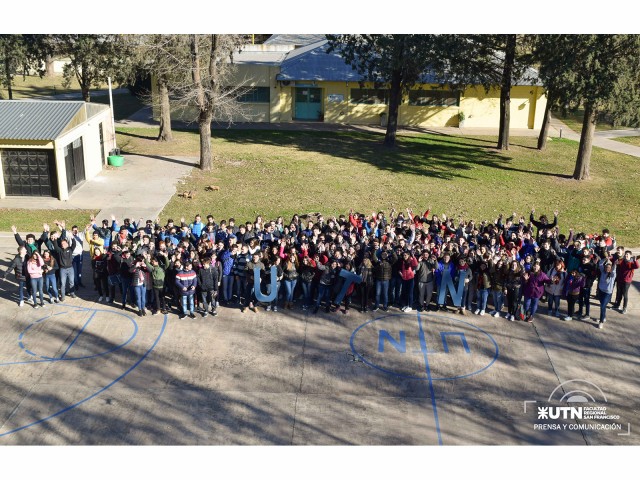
[0,100,85,141]
[234,49,289,65]
[277,40,364,82]
[264,34,327,46]
[276,39,542,86]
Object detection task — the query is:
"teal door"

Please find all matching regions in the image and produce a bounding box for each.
[295,87,323,120]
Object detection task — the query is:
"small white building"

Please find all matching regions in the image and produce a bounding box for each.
[0,100,115,201]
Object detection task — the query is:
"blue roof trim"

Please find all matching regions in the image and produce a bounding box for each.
[277,41,364,82]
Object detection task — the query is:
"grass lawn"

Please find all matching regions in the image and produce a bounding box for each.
[116,127,640,246]
[610,135,640,147]
[0,74,115,100]
[0,209,96,234]
[552,109,634,133]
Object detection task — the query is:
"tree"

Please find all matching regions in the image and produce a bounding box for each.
[181,34,246,170]
[327,35,438,147]
[436,35,533,151]
[53,34,134,102]
[534,35,640,179]
[132,34,189,142]
[0,35,28,99]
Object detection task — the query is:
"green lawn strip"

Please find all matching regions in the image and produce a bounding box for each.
[610,135,640,147]
[0,209,95,234]
[552,109,634,132]
[115,128,639,246]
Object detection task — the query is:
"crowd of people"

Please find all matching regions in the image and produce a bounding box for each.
[3,208,638,329]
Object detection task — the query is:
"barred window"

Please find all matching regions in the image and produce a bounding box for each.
[236,87,270,103]
[408,90,460,107]
[350,88,389,105]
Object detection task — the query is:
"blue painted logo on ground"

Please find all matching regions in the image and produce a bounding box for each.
[350,312,499,381]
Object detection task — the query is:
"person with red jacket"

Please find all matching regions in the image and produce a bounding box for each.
[399,251,418,312]
[613,251,639,314]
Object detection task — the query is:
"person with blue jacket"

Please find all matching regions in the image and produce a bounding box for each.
[175,261,198,319]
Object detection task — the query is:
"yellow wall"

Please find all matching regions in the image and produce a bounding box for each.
[151,67,546,129]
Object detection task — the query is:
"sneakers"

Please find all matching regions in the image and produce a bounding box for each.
[19,300,24,307]
[106,297,111,303]
[598,322,604,329]
[402,306,412,312]
[372,307,379,312]
[479,310,485,316]
[508,314,515,321]
[98,296,103,302]
[492,311,500,318]
[266,305,272,312]
[474,309,480,315]
[580,315,590,321]
[152,311,159,316]
[212,310,218,317]
[563,315,572,321]
[203,311,208,318]
[34,304,40,309]
[69,293,76,299]
[189,312,196,319]
[179,313,186,319]
[621,308,627,314]
[489,310,497,316]
[59,296,65,303]
[273,306,278,312]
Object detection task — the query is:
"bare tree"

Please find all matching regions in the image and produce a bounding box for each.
[179,34,247,171]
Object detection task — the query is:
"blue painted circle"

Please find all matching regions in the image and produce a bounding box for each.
[350,312,499,381]
[16,306,138,362]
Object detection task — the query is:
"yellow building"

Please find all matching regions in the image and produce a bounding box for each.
[155,36,546,130]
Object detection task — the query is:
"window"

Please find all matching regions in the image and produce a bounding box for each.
[350,89,389,105]
[236,87,270,103]
[408,90,460,107]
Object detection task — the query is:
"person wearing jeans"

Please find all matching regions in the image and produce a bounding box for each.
[42,251,59,303]
[474,262,491,316]
[596,259,616,329]
[282,253,299,310]
[53,231,77,301]
[612,251,639,314]
[522,262,551,323]
[130,255,148,316]
[175,262,198,319]
[26,252,45,308]
[3,246,28,306]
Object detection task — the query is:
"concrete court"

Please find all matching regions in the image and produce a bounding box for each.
[0,255,637,445]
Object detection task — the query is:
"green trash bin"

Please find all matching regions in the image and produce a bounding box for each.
[108,155,124,167]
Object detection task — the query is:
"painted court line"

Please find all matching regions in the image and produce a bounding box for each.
[60,310,97,359]
[416,311,443,446]
[0,314,168,438]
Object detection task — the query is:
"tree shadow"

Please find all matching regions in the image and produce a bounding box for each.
[216,129,568,180]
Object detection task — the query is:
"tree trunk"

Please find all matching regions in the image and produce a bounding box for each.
[157,76,173,142]
[497,34,516,151]
[537,98,552,150]
[45,54,55,77]
[384,68,402,147]
[198,110,213,171]
[4,56,13,100]
[573,103,596,180]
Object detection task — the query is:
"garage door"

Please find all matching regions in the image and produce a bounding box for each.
[1,149,58,197]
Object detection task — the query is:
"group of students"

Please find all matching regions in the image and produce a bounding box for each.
[3,208,637,329]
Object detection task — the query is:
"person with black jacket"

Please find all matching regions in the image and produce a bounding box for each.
[357,252,374,312]
[52,224,77,302]
[313,257,338,314]
[197,256,221,317]
[3,245,28,306]
[415,251,437,312]
[118,249,134,310]
[91,248,109,302]
[371,249,397,312]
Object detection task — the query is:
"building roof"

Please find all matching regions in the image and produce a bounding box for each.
[276,38,543,86]
[264,34,327,47]
[234,49,289,66]
[277,40,363,82]
[0,100,108,141]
